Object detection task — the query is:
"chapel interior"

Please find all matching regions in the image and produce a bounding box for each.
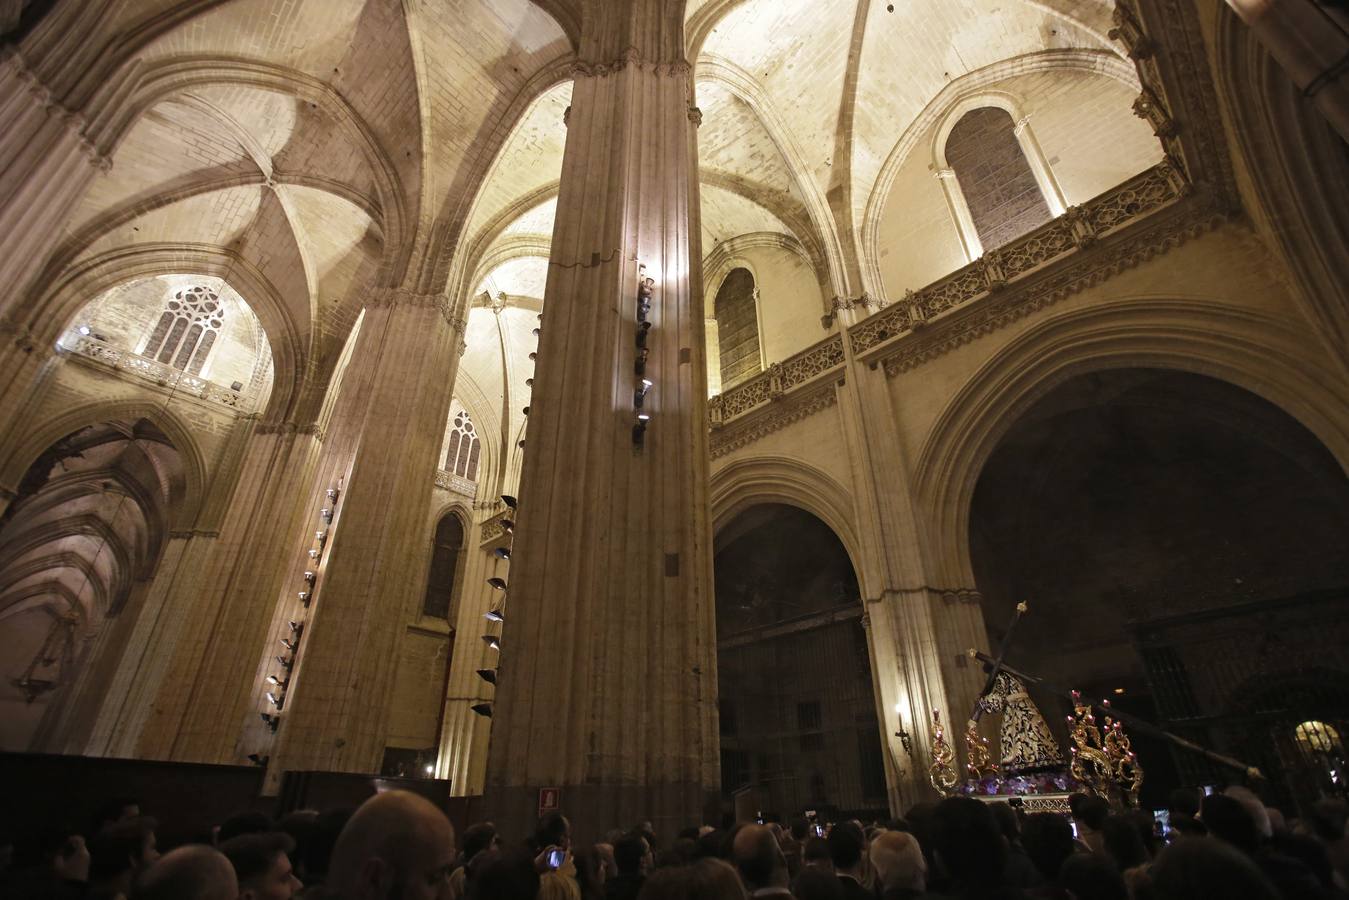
[0,0,1347,844]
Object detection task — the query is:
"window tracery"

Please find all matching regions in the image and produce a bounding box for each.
[142,285,224,375]
[445,410,481,482]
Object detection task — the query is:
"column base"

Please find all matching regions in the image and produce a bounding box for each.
[482,782,721,845]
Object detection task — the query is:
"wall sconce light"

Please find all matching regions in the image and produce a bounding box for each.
[315,530,327,544]
[266,691,284,709]
[280,638,297,651]
[493,547,511,560]
[895,728,912,754]
[288,621,302,634]
[303,571,316,584]
[297,591,310,606]
[326,488,339,501]
[528,351,537,361]
[308,549,320,559]
[487,577,508,591]
[522,406,530,416]
[260,713,279,732]
[517,439,526,448]
[247,753,269,766]
[634,379,652,408]
[484,608,504,623]
[532,327,541,336]
[525,377,534,387]
[470,703,493,718]
[276,655,293,669]
[267,674,288,687]
[320,508,333,522]
[635,321,652,349]
[476,668,498,685]
[482,635,501,651]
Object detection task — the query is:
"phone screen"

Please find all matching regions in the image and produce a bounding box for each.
[547,849,564,869]
[1070,820,1079,840]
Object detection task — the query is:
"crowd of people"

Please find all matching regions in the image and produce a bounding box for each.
[3,784,1348,900]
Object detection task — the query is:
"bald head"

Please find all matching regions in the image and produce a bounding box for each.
[731,824,788,890]
[328,791,456,900]
[132,845,237,900]
[870,831,926,893]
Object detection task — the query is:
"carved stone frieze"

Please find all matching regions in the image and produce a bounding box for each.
[709,380,839,459]
[434,469,476,498]
[366,287,465,333]
[711,335,845,422]
[570,47,692,79]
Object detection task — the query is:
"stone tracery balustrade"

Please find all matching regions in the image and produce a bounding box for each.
[59,333,251,411]
[434,469,477,498]
[709,160,1186,428]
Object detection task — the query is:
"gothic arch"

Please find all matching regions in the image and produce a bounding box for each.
[30,244,301,423]
[914,297,1349,588]
[710,455,877,598]
[0,400,209,533]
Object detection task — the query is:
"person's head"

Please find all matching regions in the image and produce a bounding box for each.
[90,816,159,885]
[789,818,809,842]
[573,844,606,894]
[825,821,864,875]
[730,824,788,890]
[220,832,302,900]
[534,812,570,853]
[1101,814,1149,870]
[594,842,616,879]
[21,825,91,882]
[801,836,832,872]
[869,830,925,893]
[132,845,237,900]
[1149,837,1280,900]
[635,857,745,899]
[931,797,1004,888]
[467,850,538,900]
[1058,853,1127,900]
[1018,813,1074,883]
[989,802,1021,843]
[274,812,317,881]
[613,832,651,876]
[693,829,724,861]
[1069,793,1110,832]
[461,823,499,863]
[1308,798,1348,843]
[1224,786,1272,839]
[219,811,273,844]
[301,806,351,885]
[1200,793,1260,855]
[1168,787,1201,820]
[92,798,142,835]
[327,790,456,900]
[791,867,844,900]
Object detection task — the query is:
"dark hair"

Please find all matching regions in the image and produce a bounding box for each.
[932,798,1004,888]
[694,828,726,861]
[534,812,569,851]
[989,802,1021,841]
[468,850,539,900]
[1168,787,1202,819]
[884,818,911,834]
[219,831,295,887]
[299,806,349,884]
[677,827,701,842]
[789,818,809,841]
[274,811,316,879]
[574,845,605,900]
[462,823,498,861]
[1150,837,1280,900]
[1101,814,1149,870]
[826,821,863,870]
[218,810,272,843]
[636,857,745,900]
[1020,813,1075,882]
[1200,793,1260,855]
[614,832,648,875]
[89,817,158,880]
[657,838,695,869]
[792,867,844,900]
[91,798,140,834]
[1069,793,1110,830]
[732,827,778,889]
[1059,853,1128,900]
[804,834,832,860]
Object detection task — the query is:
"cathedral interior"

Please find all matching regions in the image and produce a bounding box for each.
[0,0,1347,842]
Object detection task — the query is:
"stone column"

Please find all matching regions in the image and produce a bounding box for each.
[262,292,460,782]
[483,7,719,841]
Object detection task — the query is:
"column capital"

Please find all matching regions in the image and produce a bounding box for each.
[1,46,111,171]
[366,287,467,334]
[570,47,692,79]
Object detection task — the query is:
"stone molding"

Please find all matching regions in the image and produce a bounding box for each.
[166,529,221,540]
[0,47,111,171]
[710,335,846,424]
[59,333,257,413]
[254,420,325,440]
[709,380,839,459]
[434,469,477,498]
[366,287,466,334]
[822,292,882,326]
[570,47,692,79]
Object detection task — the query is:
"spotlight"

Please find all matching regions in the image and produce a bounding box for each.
[634,381,651,407]
[267,674,287,686]
[288,621,302,634]
[636,412,651,422]
[525,377,534,387]
[326,488,339,501]
[636,321,652,349]
[522,406,530,416]
[303,571,316,584]
[247,753,269,766]
[635,347,649,377]
[482,634,501,651]
[424,764,435,775]
[528,351,537,361]
[532,327,541,336]
[266,691,284,709]
[78,324,92,336]
[632,421,647,447]
[276,655,293,669]
[476,668,498,685]
[487,577,508,591]
[470,703,493,718]
[297,591,310,606]
[280,638,297,651]
[320,508,333,522]
[308,549,320,559]
[484,608,504,623]
[260,713,279,732]
[500,518,515,533]
[501,494,518,509]
[517,439,525,448]
[493,547,511,560]
[316,530,327,543]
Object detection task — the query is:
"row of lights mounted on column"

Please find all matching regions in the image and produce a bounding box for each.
[248,483,341,766]
[633,265,656,448]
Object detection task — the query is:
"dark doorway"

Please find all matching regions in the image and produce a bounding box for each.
[714,503,887,822]
[970,369,1349,812]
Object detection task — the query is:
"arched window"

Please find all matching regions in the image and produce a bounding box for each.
[714,268,762,388]
[422,514,465,619]
[142,285,224,374]
[945,107,1053,250]
[445,410,481,482]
